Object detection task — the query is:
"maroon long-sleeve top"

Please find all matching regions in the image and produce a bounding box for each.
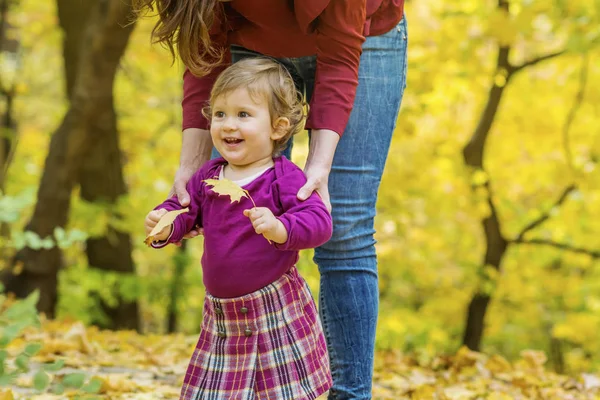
[183,0,405,136]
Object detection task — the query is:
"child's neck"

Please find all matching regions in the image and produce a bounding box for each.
[223,157,275,181]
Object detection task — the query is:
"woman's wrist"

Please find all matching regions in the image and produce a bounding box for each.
[180,128,213,171]
[306,129,339,170]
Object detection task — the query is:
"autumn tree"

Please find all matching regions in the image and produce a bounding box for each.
[1,0,136,326]
[461,0,597,351]
[56,0,139,330]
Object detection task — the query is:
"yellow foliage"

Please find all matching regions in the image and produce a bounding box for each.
[0,390,14,400]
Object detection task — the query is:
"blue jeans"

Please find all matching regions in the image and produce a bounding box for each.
[217,17,408,399]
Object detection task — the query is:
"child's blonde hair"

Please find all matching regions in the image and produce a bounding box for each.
[204,58,306,156]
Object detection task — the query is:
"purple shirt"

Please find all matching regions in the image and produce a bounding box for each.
[153,156,333,298]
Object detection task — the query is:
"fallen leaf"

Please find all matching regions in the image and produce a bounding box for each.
[144,208,189,246]
[519,349,547,372]
[203,178,255,205]
[486,354,512,374]
[64,321,94,355]
[443,385,476,399]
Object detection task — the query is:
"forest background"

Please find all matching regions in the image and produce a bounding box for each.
[1,0,600,396]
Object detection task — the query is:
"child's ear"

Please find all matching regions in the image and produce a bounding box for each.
[271,117,291,140]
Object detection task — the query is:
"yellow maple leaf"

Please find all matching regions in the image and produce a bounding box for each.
[203,178,256,207]
[144,208,189,246]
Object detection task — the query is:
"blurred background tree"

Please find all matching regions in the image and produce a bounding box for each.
[1,0,599,374]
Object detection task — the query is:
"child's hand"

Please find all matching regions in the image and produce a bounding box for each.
[243,207,288,244]
[145,209,173,242]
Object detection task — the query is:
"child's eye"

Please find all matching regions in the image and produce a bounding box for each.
[238,111,250,118]
[213,111,225,118]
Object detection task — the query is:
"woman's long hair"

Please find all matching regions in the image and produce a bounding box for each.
[134,0,223,76]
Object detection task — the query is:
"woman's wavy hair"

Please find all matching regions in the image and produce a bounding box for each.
[203,58,307,156]
[133,0,222,76]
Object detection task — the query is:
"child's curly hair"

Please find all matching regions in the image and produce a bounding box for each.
[203,57,307,156]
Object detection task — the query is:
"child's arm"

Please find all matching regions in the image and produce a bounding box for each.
[147,170,205,248]
[271,168,333,251]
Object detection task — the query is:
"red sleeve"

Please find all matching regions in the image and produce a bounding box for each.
[181,9,232,131]
[303,0,366,136]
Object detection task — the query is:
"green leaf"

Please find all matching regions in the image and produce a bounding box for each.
[40,237,55,249]
[82,377,104,394]
[54,226,66,242]
[0,350,8,362]
[24,231,43,250]
[23,289,41,310]
[10,231,26,250]
[67,229,88,243]
[24,342,43,356]
[63,372,86,389]
[0,372,17,386]
[33,370,50,391]
[0,322,26,346]
[51,382,65,395]
[15,353,30,371]
[42,359,65,372]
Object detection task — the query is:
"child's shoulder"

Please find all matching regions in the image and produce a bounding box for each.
[272,156,307,191]
[194,157,227,180]
[274,156,305,179]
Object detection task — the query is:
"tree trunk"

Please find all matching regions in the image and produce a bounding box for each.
[57,0,139,330]
[1,0,135,317]
[461,0,511,351]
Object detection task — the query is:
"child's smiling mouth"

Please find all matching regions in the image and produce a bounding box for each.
[223,137,244,145]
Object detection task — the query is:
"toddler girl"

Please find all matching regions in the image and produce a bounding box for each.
[144,57,332,400]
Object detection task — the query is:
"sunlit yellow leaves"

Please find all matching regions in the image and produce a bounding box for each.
[485,354,512,374]
[494,69,509,87]
[487,9,518,46]
[553,314,600,346]
[443,386,477,399]
[372,347,600,399]
[519,349,548,372]
[470,169,489,186]
[203,178,255,206]
[0,390,14,400]
[487,393,513,400]
[64,322,94,355]
[143,208,189,246]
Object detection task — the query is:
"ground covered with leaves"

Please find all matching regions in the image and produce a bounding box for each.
[1,319,600,399]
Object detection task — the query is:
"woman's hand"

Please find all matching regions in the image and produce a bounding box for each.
[169,128,213,243]
[298,164,332,212]
[297,129,340,212]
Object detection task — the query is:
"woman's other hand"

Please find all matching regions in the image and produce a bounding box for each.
[297,129,339,213]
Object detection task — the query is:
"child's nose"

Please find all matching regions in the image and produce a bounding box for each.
[222,117,237,131]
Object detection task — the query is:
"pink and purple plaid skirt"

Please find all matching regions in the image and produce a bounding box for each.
[180,266,332,400]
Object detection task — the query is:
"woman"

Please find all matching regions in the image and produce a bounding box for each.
[137,1,407,398]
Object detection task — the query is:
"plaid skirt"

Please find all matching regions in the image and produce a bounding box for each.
[180,266,332,400]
